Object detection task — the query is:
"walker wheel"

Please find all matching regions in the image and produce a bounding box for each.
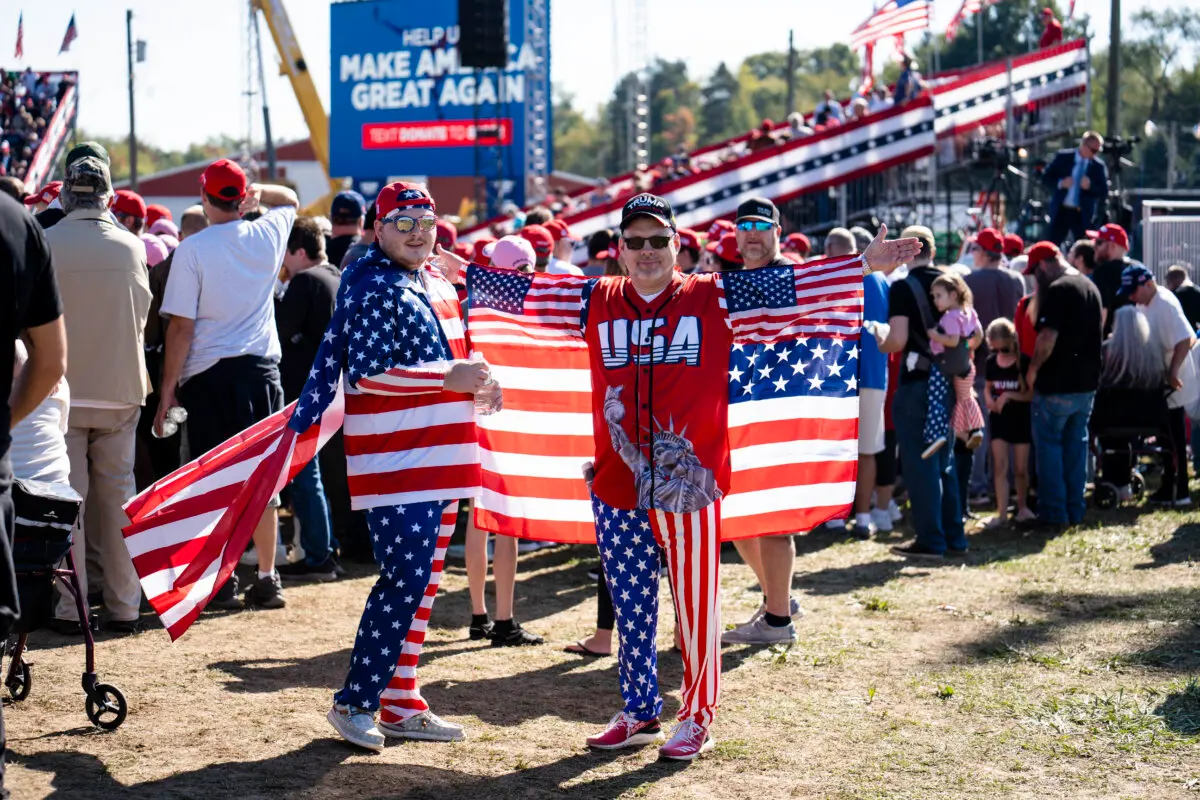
[85,683,127,730]
[1094,483,1118,510]
[6,660,30,702]
[1130,472,1147,500]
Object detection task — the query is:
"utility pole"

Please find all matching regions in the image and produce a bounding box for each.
[126,9,137,190]
[785,30,796,116]
[251,9,277,180]
[976,9,984,65]
[1106,0,1120,138]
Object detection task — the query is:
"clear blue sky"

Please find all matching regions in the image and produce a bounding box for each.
[2,0,1186,152]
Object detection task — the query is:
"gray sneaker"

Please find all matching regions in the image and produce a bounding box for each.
[327,704,384,752]
[721,616,797,645]
[736,596,805,627]
[245,572,286,609]
[378,710,465,742]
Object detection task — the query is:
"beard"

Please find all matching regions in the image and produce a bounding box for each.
[378,237,433,270]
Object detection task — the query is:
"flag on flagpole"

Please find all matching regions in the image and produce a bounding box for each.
[850,0,932,50]
[59,13,77,54]
[1068,0,1076,19]
[14,12,23,60]
[946,0,984,42]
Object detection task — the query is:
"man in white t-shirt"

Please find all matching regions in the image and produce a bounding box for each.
[1120,263,1197,507]
[158,158,299,609]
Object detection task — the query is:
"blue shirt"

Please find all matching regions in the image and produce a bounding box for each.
[860,271,888,390]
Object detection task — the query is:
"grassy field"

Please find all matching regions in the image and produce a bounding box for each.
[4,499,1198,799]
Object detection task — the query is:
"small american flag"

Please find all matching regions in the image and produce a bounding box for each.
[850,0,932,50]
[467,255,864,543]
[58,13,77,54]
[14,12,22,60]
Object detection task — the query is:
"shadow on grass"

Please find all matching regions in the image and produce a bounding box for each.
[14,738,689,800]
[1137,522,1199,570]
[1153,678,1200,736]
[952,588,1200,673]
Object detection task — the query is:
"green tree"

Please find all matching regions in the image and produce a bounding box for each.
[699,62,756,143]
[551,89,603,177]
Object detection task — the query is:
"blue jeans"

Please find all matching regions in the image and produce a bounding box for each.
[895,380,967,553]
[1191,416,1200,476]
[290,456,337,565]
[1031,391,1094,525]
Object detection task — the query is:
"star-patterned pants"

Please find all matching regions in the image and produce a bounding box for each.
[924,363,951,448]
[334,500,457,722]
[592,494,722,728]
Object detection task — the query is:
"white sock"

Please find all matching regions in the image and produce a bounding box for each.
[856,512,872,528]
[258,569,276,580]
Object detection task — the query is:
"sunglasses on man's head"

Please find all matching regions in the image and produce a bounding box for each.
[623,235,673,251]
[736,220,774,231]
[385,214,437,234]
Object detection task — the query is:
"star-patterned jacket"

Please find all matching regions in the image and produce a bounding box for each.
[288,245,481,510]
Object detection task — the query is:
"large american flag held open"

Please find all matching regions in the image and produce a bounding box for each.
[850,0,932,50]
[467,257,863,544]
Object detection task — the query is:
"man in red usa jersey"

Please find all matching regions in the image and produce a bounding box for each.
[467,193,920,760]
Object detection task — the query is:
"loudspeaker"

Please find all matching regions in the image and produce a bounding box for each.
[458,0,509,69]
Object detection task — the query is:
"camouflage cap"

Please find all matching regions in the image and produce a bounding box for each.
[66,141,111,167]
[64,156,112,194]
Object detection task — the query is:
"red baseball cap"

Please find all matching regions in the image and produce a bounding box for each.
[375,181,436,217]
[707,219,735,242]
[544,218,576,243]
[112,189,147,219]
[976,227,1004,255]
[677,228,700,251]
[783,232,812,255]
[519,224,554,257]
[145,203,171,227]
[1041,7,1054,16]
[435,219,458,249]
[1086,223,1129,251]
[1023,241,1061,274]
[200,158,248,202]
[708,232,743,266]
[1002,233,1025,259]
[23,180,61,206]
[472,235,497,264]
[452,241,474,261]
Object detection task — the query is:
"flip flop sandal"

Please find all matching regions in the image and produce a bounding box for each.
[564,640,610,657]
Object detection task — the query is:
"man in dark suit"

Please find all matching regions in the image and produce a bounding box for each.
[1042,132,1109,250]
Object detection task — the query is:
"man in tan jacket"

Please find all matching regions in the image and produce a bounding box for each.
[45,156,151,634]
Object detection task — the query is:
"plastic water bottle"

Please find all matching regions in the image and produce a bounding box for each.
[471,353,500,417]
[153,406,188,438]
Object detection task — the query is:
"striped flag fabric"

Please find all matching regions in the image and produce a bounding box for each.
[14,12,22,60]
[122,391,344,640]
[946,0,985,41]
[466,256,863,544]
[850,0,932,50]
[58,13,77,54]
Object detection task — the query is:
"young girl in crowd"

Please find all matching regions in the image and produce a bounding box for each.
[923,273,984,458]
[982,318,1035,527]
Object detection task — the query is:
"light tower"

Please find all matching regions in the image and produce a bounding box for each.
[626,0,650,172]
[523,0,551,204]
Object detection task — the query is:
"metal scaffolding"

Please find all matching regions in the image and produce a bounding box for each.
[523,0,550,204]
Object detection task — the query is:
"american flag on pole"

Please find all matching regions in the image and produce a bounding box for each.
[58,13,77,54]
[850,0,932,50]
[466,257,863,544]
[14,12,23,60]
[946,0,986,41]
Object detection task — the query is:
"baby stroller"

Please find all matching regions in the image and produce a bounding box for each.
[4,478,128,730]
[1090,386,1173,509]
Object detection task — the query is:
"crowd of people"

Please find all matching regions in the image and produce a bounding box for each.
[2,131,1195,780]
[0,68,71,183]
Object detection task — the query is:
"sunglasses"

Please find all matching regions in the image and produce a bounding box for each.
[736,220,774,231]
[385,214,437,234]
[623,235,673,251]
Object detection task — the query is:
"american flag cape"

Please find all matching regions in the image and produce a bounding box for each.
[121,272,362,640]
[466,257,864,545]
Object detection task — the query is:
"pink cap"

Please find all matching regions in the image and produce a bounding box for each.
[489,236,537,271]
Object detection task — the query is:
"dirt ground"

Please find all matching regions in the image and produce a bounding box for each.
[4,498,1198,800]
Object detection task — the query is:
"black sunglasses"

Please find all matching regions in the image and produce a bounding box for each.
[623,235,672,251]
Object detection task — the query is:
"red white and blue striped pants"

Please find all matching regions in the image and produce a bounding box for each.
[591,495,722,728]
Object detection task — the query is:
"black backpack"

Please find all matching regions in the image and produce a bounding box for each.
[905,275,972,379]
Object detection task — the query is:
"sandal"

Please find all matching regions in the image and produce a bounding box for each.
[564,640,610,657]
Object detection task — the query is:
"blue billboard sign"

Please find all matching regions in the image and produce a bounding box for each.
[329,0,551,207]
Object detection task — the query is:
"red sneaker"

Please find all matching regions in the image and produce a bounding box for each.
[586,712,662,750]
[658,720,714,761]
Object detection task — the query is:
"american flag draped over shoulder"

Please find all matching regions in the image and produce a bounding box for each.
[121,267,360,640]
[466,256,863,544]
[850,0,932,50]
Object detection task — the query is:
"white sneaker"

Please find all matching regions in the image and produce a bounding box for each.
[1116,484,1134,503]
[378,710,465,742]
[721,616,796,645]
[327,704,385,752]
[888,500,902,523]
[870,508,893,533]
[737,596,804,626]
[823,519,846,530]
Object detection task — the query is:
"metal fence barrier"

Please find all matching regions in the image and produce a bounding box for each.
[1141,201,1200,283]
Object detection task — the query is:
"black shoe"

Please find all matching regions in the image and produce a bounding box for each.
[1020,516,1067,534]
[1149,489,1176,506]
[850,524,873,541]
[244,572,287,609]
[277,557,339,582]
[490,622,545,647]
[469,618,495,641]
[105,618,144,635]
[210,573,244,610]
[889,543,945,561]
[945,547,970,558]
[48,617,83,636]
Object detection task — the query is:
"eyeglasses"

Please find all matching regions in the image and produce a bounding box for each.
[385,214,437,234]
[623,235,672,250]
[736,220,774,232]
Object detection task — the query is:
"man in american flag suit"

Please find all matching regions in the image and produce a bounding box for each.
[290,182,497,752]
[467,194,919,760]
